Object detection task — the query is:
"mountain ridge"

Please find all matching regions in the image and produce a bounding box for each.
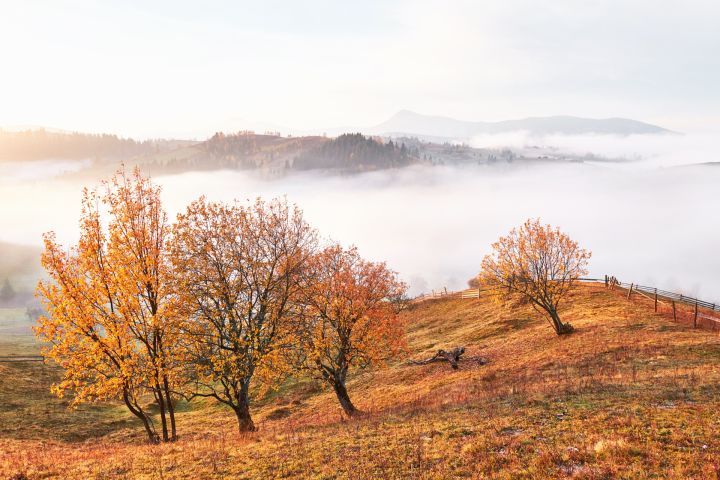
[366,110,674,138]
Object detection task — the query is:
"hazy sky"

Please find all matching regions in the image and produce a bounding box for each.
[1,0,719,137]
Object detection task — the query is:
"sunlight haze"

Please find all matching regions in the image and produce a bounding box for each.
[2,0,720,137]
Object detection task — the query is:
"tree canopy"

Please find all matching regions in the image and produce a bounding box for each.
[170,196,317,431]
[36,167,184,442]
[480,219,591,335]
[296,245,407,415]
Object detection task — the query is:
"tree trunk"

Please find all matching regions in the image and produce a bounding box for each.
[234,383,255,432]
[332,378,357,416]
[408,346,467,369]
[548,308,573,335]
[155,386,169,442]
[123,390,159,443]
[233,402,255,432]
[163,376,177,441]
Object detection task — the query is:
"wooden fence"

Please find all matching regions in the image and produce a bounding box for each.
[415,277,605,302]
[607,276,720,330]
[415,276,720,332]
[0,355,43,363]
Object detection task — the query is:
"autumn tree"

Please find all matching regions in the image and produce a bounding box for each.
[170,197,316,432]
[480,219,591,335]
[296,245,407,416]
[35,168,184,443]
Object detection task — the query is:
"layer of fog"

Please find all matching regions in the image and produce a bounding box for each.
[1,159,718,301]
[470,131,720,170]
[0,159,90,183]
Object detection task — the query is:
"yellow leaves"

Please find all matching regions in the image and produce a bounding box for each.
[36,165,409,434]
[480,218,591,332]
[35,166,185,413]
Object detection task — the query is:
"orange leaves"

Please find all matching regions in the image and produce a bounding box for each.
[480,219,591,334]
[170,196,317,431]
[35,166,408,433]
[298,245,407,382]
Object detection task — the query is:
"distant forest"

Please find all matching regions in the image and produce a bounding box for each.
[1,128,545,174]
[199,131,323,170]
[0,129,169,161]
[293,133,419,170]
[191,132,421,172]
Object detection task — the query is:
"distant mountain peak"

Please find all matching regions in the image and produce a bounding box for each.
[369,111,673,138]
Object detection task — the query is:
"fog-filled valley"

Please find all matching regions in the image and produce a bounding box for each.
[1,130,718,305]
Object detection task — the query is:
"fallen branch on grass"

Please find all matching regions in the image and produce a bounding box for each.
[407,346,488,370]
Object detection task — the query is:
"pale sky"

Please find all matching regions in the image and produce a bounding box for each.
[1,0,719,138]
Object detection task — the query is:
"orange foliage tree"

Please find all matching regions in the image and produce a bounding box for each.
[170,197,316,432]
[35,168,184,443]
[296,245,407,416]
[480,219,591,335]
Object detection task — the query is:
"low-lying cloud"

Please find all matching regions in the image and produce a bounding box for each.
[1,150,718,301]
[471,131,720,169]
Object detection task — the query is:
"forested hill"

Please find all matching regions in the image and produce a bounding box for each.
[196,131,326,170]
[142,132,422,174]
[0,129,188,162]
[1,128,607,176]
[292,133,419,170]
[0,128,424,175]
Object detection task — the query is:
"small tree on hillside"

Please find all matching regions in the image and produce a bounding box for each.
[479,219,591,335]
[170,197,316,432]
[35,168,185,443]
[0,279,15,302]
[296,245,406,416]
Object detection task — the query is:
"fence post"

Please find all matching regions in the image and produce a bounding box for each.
[605,275,608,288]
[672,301,677,322]
[694,301,698,328]
[627,283,633,300]
[654,288,658,312]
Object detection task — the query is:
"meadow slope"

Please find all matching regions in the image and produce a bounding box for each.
[2,283,720,479]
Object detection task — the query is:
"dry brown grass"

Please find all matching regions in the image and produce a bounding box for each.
[3,283,720,479]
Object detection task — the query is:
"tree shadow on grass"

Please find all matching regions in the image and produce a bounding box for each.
[476,317,537,341]
[473,317,540,342]
[498,317,536,331]
[0,361,138,442]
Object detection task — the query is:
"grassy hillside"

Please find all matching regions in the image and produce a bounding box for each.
[3,283,720,478]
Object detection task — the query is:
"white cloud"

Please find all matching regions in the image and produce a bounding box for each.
[3,159,719,300]
[470,131,720,169]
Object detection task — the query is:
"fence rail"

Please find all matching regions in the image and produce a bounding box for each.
[0,355,44,363]
[415,276,720,332]
[609,278,720,313]
[415,277,605,301]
